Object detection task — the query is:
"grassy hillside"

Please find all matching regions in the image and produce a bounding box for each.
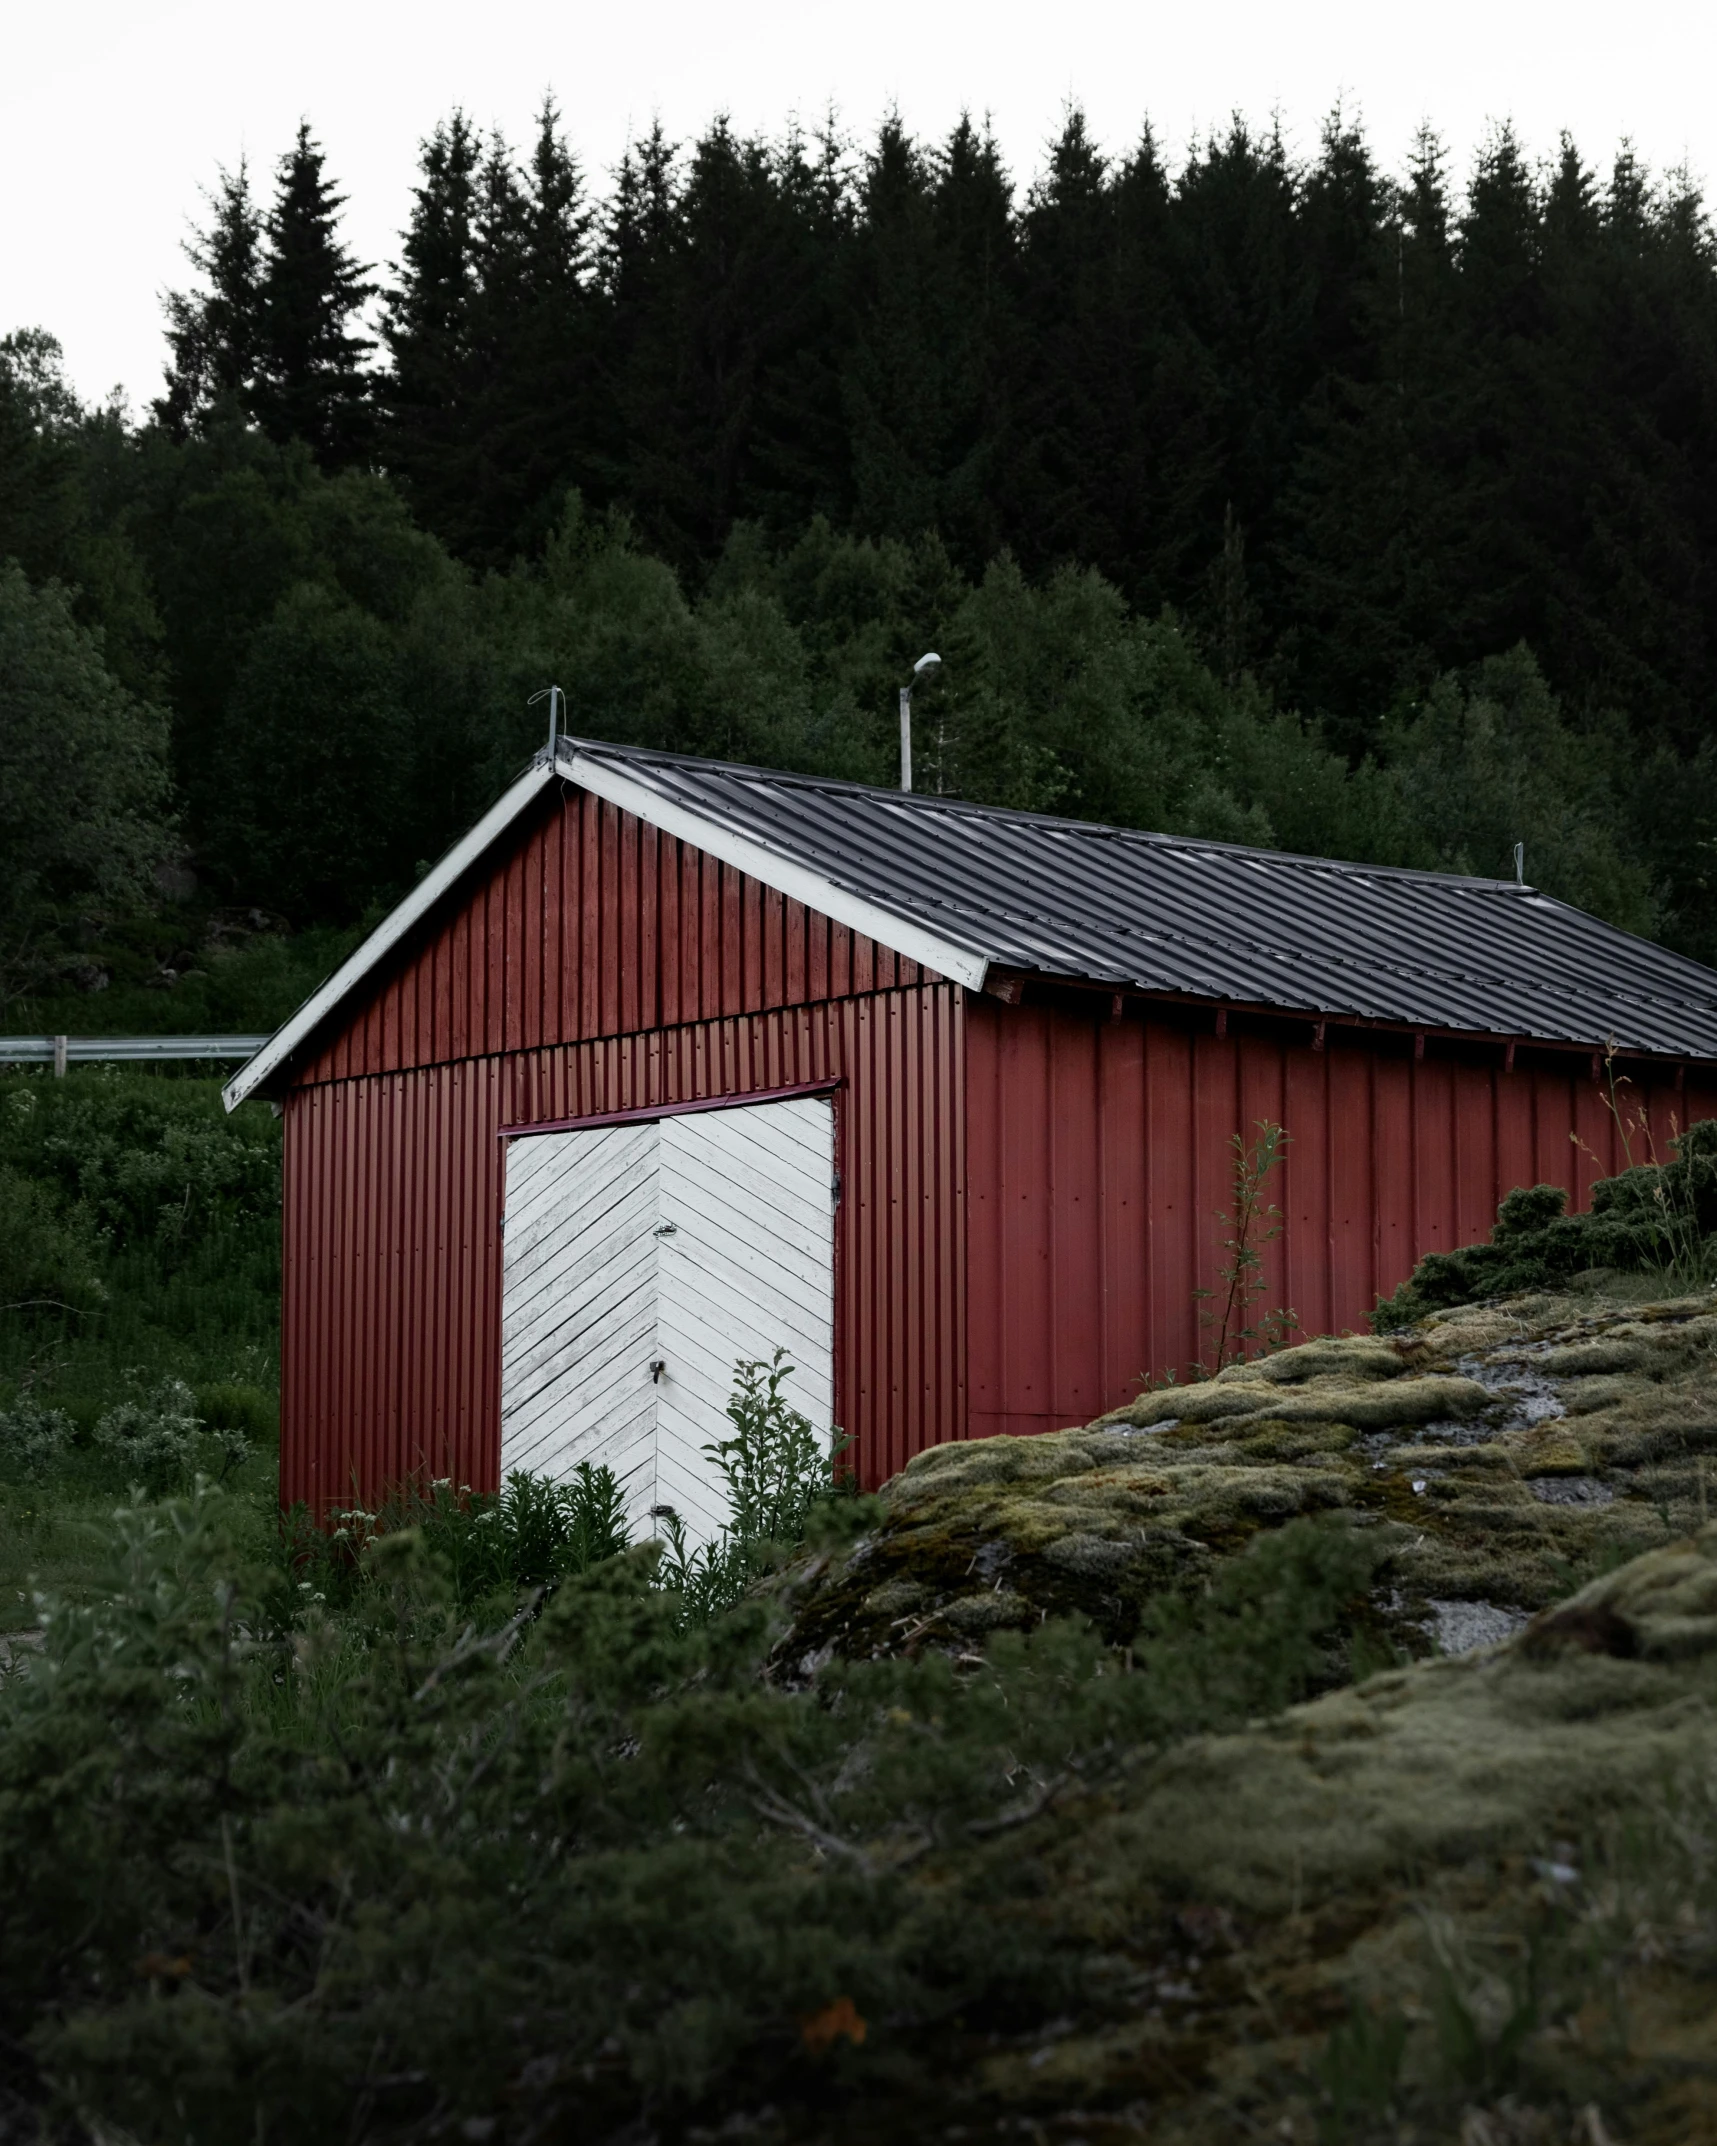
[0,1066,281,1627]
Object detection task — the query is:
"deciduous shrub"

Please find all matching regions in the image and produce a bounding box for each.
[653,1349,854,1623]
[0,1162,104,1322]
[92,1374,249,1492]
[292,1460,634,1617]
[0,1396,76,1479]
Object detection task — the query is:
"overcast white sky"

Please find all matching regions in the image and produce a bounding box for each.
[5,0,1714,412]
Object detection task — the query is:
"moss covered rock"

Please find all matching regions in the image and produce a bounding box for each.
[753,1491,1717,2145]
[776,1291,1717,1678]
[945,1525,1717,2142]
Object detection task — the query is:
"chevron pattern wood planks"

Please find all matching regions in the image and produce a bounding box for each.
[500,1095,835,1547]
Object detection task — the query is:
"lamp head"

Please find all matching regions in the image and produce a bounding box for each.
[912,651,942,682]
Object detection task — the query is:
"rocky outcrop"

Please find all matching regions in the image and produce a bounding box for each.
[948,1525,1717,2141]
[748,1290,1717,2139]
[777,1289,1717,1676]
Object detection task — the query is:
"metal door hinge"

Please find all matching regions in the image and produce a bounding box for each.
[831,1171,841,1205]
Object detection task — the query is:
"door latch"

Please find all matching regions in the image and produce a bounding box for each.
[653,1222,678,1236]
[650,1359,666,1383]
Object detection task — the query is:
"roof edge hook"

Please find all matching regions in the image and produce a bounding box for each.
[529,684,566,761]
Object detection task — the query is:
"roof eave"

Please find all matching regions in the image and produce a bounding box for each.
[561,742,992,990]
[991,966,1717,1061]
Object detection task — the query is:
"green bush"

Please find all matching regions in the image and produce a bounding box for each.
[194,1381,277,1445]
[0,1484,1377,2140]
[291,1461,633,1618]
[1375,1116,1717,1325]
[653,1349,852,1624]
[0,1162,104,1320]
[0,1397,76,1479]
[92,1375,249,1494]
[1,1074,280,1256]
[0,1070,281,1424]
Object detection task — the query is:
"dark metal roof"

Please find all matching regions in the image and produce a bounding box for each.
[567,738,1717,1059]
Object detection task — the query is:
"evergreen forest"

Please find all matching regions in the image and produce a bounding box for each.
[6,101,1717,1014]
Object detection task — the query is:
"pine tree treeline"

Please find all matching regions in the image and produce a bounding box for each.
[159,124,374,467]
[160,103,1717,757]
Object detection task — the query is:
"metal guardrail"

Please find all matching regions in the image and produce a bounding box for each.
[0,1035,269,1072]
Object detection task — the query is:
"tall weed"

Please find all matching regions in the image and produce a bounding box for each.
[653,1350,852,1624]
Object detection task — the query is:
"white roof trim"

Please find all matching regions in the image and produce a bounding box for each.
[561,744,992,991]
[221,760,557,1110]
[222,747,994,1111]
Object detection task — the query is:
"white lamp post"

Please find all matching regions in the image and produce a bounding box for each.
[898,652,941,792]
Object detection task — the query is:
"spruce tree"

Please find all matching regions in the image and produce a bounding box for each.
[1005,109,1135,577]
[928,117,1015,567]
[379,114,482,539]
[841,114,1013,564]
[472,101,599,562]
[1281,127,1466,741]
[156,160,264,437]
[252,124,375,467]
[1168,118,1308,660]
[588,121,680,535]
[843,115,952,539]
[747,116,855,532]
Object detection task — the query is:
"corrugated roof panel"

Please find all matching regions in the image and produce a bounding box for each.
[564,739,1717,1058]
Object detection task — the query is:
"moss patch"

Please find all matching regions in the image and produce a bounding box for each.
[775,1287,1717,1675]
[755,1522,1717,2145]
[951,1530,1717,2140]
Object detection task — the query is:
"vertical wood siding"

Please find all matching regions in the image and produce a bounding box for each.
[963,996,1717,1440]
[296,787,926,1084]
[280,986,965,1513]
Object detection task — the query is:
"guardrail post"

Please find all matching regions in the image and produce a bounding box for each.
[52,1034,67,1079]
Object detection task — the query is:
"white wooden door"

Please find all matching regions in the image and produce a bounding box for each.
[499,1095,835,1547]
[654,1096,835,1541]
[498,1118,661,1504]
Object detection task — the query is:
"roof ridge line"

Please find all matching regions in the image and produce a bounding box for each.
[561,735,1543,895]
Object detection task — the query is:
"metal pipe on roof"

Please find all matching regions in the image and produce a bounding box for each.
[530,684,565,757]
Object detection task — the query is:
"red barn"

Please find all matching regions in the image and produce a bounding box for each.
[225,739,1717,1526]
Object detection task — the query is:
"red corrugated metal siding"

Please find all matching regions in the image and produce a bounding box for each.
[297,787,925,1084]
[280,986,965,1513]
[965,996,1717,1439]
[282,772,1717,1507]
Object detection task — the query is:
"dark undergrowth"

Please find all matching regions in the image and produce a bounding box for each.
[0,1482,1381,2141]
[0,1066,282,1628]
[3,1069,1713,2140]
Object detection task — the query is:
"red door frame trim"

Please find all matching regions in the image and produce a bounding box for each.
[497,1076,844,1141]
